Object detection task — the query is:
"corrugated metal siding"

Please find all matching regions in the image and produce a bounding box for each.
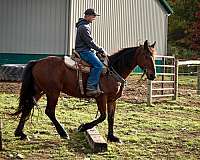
[70,0,168,55]
[0,0,169,56]
[0,0,67,54]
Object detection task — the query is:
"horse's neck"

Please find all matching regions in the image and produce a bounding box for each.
[123,64,137,79]
[109,48,138,79]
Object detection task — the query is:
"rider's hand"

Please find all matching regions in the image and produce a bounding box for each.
[100,49,108,57]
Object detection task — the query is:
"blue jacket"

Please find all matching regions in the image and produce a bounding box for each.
[75,18,103,53]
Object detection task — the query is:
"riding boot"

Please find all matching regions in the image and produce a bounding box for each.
[86,88,103,97]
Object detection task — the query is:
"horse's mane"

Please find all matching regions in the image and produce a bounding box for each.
[108,47,139,73]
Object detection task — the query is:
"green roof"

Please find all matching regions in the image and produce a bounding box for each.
[159,0,173,14]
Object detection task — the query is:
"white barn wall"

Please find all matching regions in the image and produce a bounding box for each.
[70,0,168,55]
[0,0,67,54]
[0,0,170,56]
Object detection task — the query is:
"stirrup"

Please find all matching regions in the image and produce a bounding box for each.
[86,89,103,97]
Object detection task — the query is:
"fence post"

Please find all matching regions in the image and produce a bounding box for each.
[197,66,200,95]
[147,80,152,106]
[0,117,2,150]
[173,60,179,100]
[161,57,165,95]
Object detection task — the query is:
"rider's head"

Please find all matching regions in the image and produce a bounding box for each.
[84,8,100,23]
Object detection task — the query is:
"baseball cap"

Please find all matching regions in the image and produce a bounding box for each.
[84,8,100,16]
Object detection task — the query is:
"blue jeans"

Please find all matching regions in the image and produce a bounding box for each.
[79,50,103,90]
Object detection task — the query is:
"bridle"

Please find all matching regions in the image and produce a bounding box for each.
[136,46,156,82]
[101,46,155,86]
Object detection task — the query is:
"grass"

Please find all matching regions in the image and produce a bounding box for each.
[131,73,197,87]
[0,92,200,160]
[178,75,197,87]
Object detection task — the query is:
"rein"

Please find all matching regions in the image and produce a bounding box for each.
[100,55,127,87]
[108,66,127,87]
[137,68,147,83]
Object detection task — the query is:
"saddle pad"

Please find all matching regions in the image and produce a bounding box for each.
[64,56,90,73]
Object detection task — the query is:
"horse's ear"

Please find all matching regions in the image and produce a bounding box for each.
[144,40,149,50]
[150,41,156,48]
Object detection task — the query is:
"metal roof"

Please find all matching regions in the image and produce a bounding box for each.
[159,0,173,14]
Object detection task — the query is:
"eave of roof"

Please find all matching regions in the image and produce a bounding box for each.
[159,0,173,15]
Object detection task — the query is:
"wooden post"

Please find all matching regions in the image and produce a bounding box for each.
[0,117,2,150]
[173,60,179,100]
[161,57,165,95]
[85,127,107,153]
[147,80,152,105]
[197,66,200,95]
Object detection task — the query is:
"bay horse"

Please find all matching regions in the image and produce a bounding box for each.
[13,40,156,142]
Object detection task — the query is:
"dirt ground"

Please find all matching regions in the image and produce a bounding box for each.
[0,76,148,103]
[0,75,197,104]
[0,75,199,160]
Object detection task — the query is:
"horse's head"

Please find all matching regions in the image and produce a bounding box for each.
[136,40,156,80]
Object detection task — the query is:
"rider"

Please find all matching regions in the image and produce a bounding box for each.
[75,8,105,96]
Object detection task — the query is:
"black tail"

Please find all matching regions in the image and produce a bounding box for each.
[12,61,37,116]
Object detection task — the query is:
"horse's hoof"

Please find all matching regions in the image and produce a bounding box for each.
[23,136,30,141]
[18,134,29,141]
[61,134,70,140]
[20,134,27,140]
[78,124,86,132]
[15,131,28,140]
[78,123,94,132]
[107,134,122,143]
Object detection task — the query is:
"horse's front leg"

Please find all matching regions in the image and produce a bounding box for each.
[45,93,69,139]
[78,95,107,132]
[107,101,121,142]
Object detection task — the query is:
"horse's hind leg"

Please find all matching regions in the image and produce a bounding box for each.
[15,92,43,140]
[45,93,69,139]
[14,108,32,140]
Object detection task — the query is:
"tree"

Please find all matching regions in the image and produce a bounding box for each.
[190,4,200,51]
[167,0,200,58]
[167,0,199,45]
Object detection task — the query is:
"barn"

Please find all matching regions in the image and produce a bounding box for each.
[0,0,173,65]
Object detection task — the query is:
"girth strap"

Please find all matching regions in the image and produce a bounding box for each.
[78,70,84,95]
